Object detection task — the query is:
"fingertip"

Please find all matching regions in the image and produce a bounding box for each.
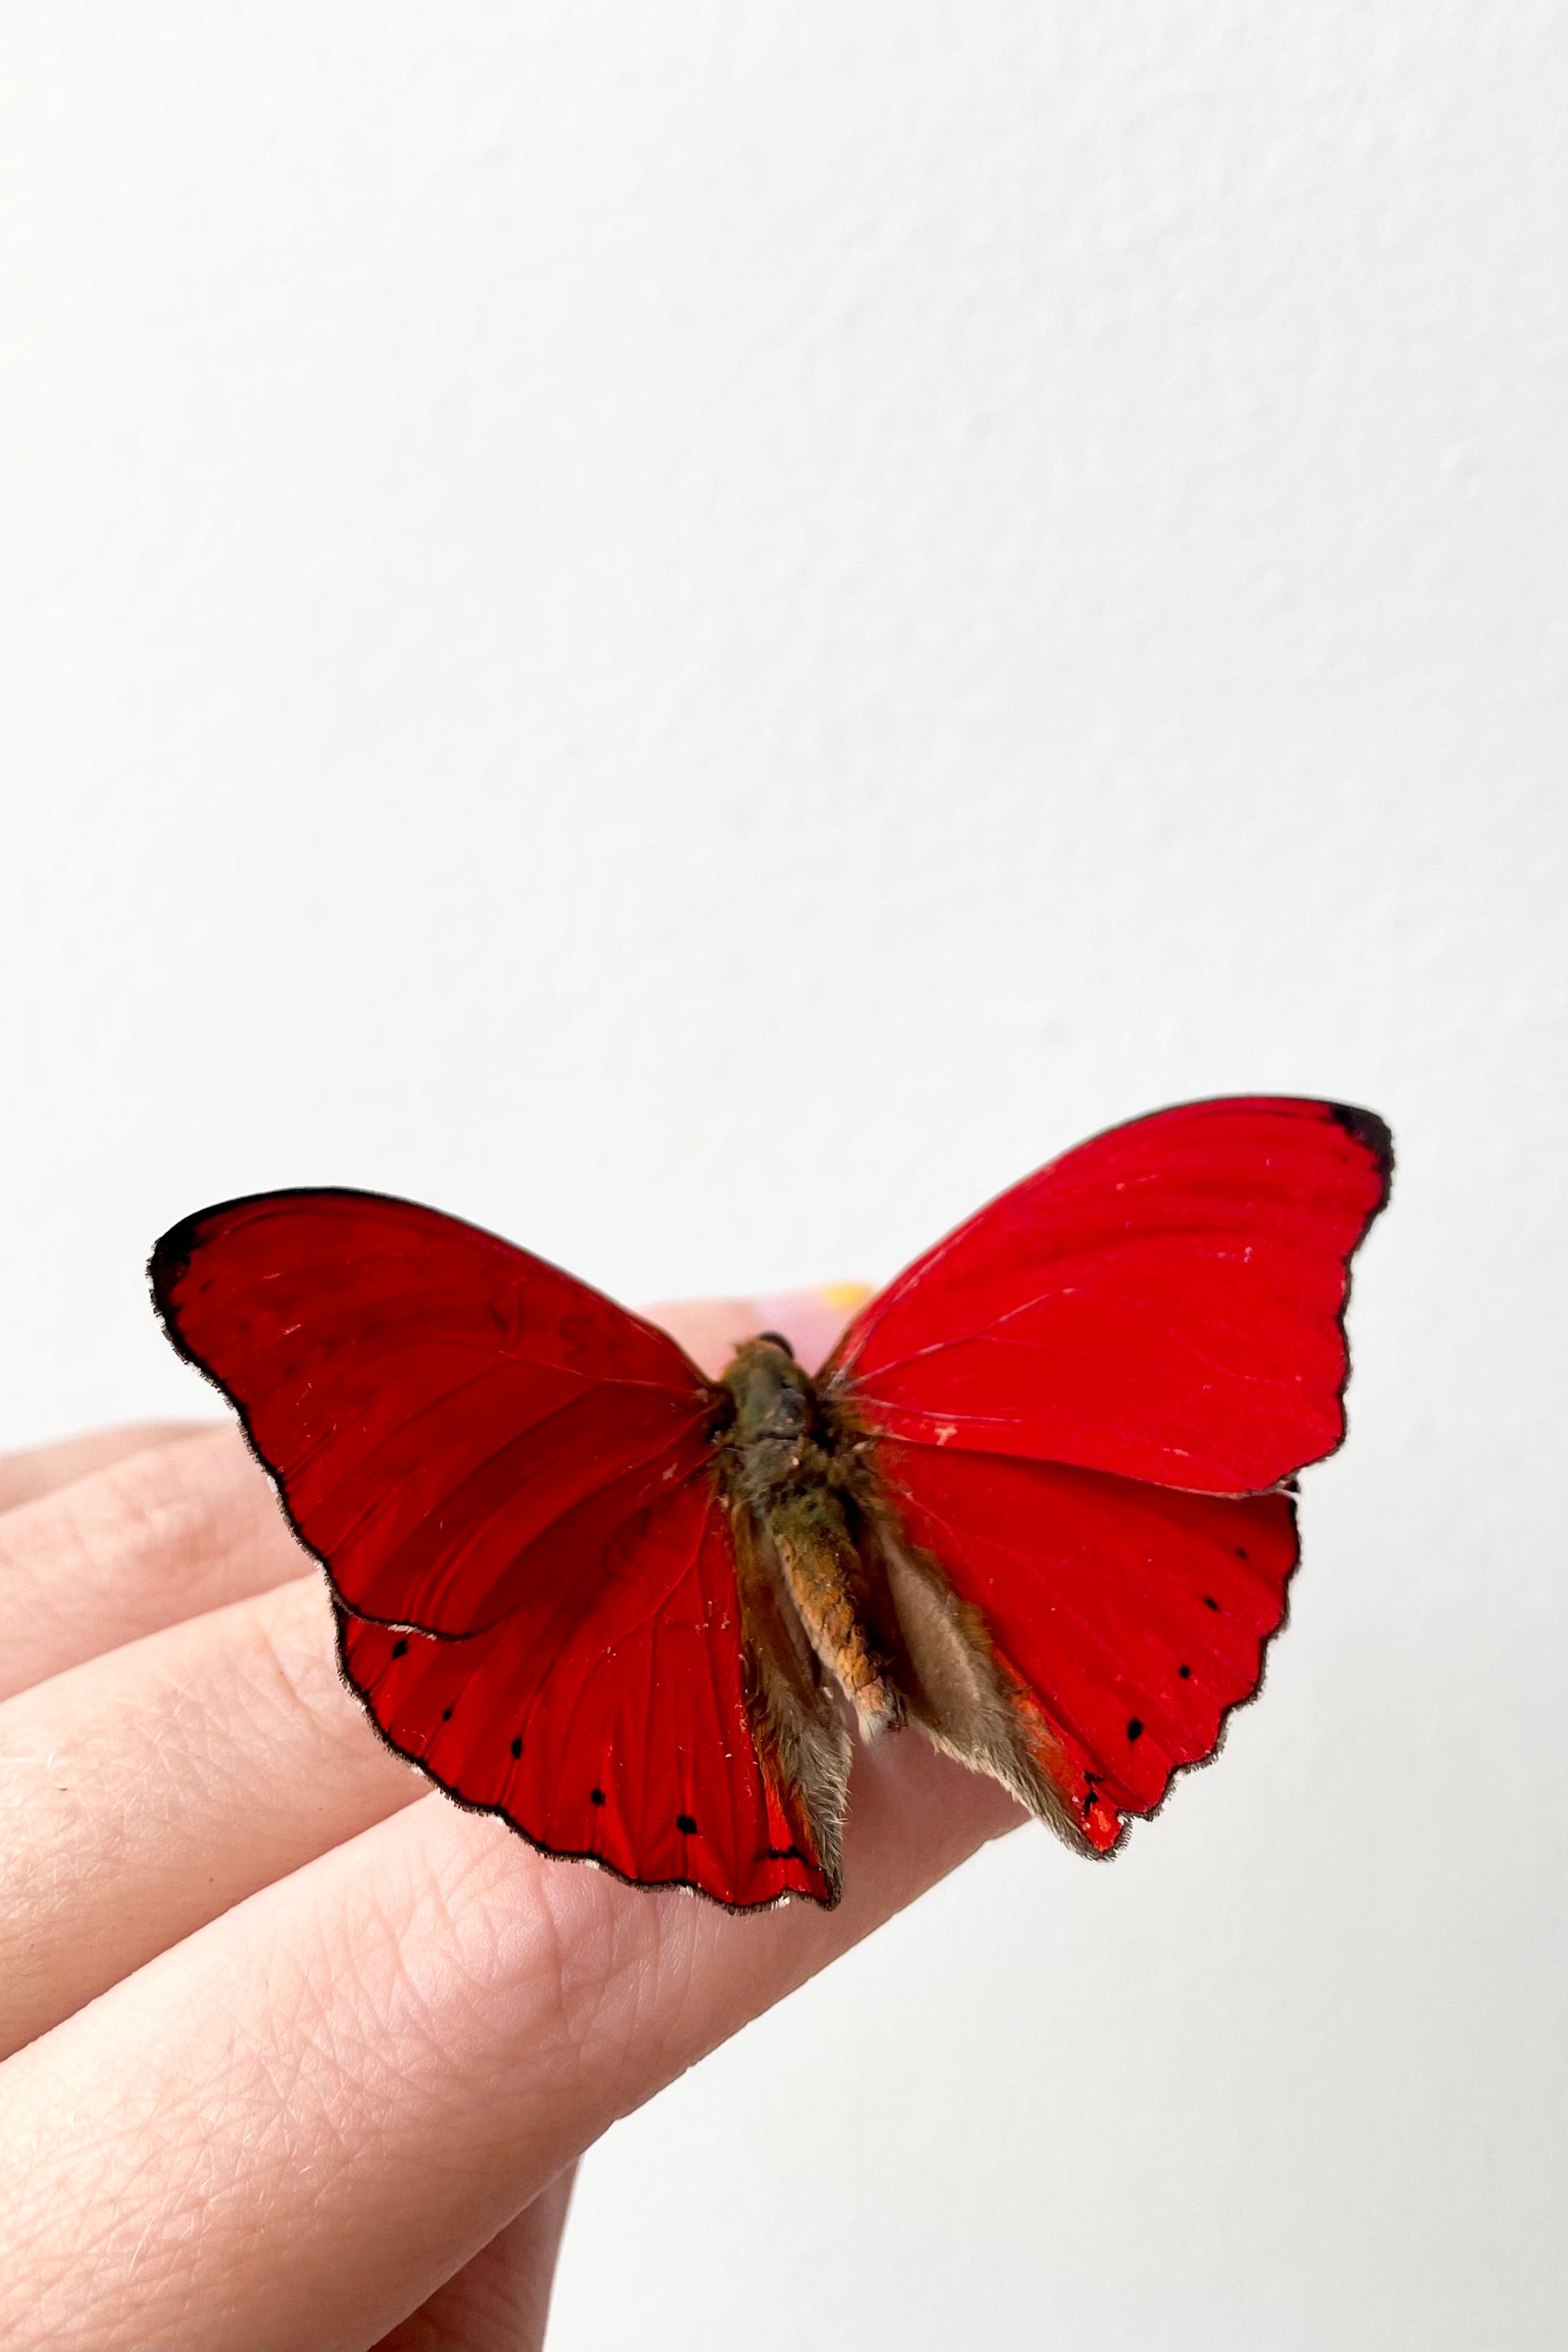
[644,1287,871,1379]
[747,1285,871,1373]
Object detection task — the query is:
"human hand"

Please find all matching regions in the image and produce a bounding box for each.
[0,1292,1023,2351]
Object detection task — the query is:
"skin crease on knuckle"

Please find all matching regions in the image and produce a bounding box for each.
[0,1423,211,1513]
[367,2171,579,2352]
[0,1430,302,1700]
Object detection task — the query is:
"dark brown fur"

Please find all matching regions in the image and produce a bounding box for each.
[717,1338,1095,1898]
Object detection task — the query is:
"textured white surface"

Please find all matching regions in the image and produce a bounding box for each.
[2,6,1563,2346]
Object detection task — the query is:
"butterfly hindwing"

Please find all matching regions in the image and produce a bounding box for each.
[335,1470,834,1908]
[866,1441,1301,1851]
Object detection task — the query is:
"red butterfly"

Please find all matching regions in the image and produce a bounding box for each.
[150,1096,1390,1910]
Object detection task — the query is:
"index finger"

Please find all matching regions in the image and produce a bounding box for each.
[0,1734,1022,2352]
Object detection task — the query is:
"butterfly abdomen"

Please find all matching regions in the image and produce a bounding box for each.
[719,1339,902,1738]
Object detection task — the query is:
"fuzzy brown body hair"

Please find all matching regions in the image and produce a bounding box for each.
[715,1337,1091,1903]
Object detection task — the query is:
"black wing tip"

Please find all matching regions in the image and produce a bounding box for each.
[1324,1101,1395,1209]
[149,1207,208,1299]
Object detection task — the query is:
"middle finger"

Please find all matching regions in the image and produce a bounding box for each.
[0,1428,308,1701]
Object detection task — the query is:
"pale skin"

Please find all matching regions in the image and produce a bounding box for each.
[0,1293,1025,2352]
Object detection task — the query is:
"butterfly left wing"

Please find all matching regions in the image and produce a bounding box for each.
[152,1189,844,1909]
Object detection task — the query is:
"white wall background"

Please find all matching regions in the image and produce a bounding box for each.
[2,6,1563,2346]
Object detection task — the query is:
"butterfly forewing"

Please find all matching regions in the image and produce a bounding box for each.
[827,1098,1392,1496]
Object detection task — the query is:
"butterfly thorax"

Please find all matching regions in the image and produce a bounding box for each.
[717,1339,901,1738]
[718,1338,830,1499]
